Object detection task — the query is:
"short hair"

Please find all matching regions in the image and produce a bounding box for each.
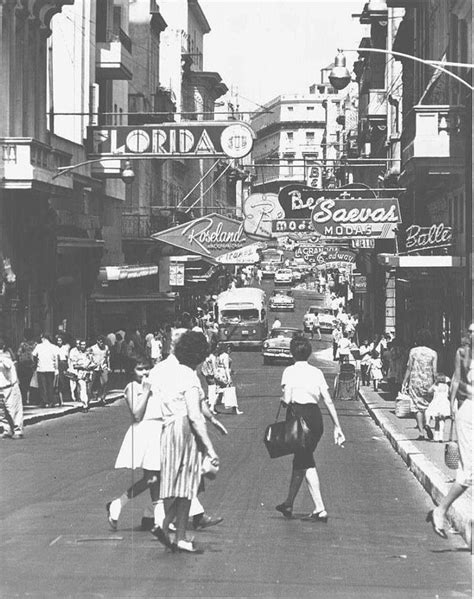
[126,357,151,381]
[415,329,433,347]
[174,331,209,369]
[96,335,106,343]
[24,328,34,341]
[290,335,312,361]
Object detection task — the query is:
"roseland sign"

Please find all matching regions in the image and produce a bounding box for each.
[152,214,257,262]
[87,122,254,160]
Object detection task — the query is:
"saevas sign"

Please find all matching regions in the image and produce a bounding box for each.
[311,197,401,238]
[87,122,254,160]
[152,214,253,260]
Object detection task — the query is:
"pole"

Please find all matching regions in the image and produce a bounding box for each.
[340,47,474,91]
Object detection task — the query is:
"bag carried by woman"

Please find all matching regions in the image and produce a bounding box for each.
[264,402,315,459]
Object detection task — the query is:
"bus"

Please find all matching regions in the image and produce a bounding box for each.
[215,287,268,348]
[260,248,284,278]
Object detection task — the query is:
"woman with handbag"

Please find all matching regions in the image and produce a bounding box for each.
[215,344,243,415]
[427,326,473,540]
[276,335,345,522]
[106,357,162,530]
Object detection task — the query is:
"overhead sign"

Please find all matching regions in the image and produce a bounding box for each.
[277,185,381,220]
[152,213,255,259]
[404,223,453,254]
[87,122,254,160]
[272,219,314,234]
[169,263,185,286]
[242,193,284,239]
[293,243,356,267]
[351,238,375,249]
[216,242,265,265]
[311,198,401,238]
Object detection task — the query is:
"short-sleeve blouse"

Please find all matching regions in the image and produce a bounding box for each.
[281,361,329,405]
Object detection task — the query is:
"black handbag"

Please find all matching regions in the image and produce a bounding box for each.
[263,402,314,459]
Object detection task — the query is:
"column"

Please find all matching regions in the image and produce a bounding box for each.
[385,269,396,334]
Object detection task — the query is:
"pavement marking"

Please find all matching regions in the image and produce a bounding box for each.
[49,535,62,546]
[75,536,124,543]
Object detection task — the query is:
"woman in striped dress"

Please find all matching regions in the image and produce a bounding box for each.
[157,331,218,554]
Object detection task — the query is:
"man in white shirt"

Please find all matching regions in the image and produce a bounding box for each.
[88,336,110,405]
[0,337,24,439]
[32,333,59,408]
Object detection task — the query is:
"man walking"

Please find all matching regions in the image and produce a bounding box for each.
[32,333,59,408]
[0,338,24,439]
[88,335,110,406]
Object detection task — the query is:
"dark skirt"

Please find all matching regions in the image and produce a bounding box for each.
[286,403,323,469]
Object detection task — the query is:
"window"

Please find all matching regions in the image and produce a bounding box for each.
[307,106,314,111]
[305,131,315,143]
[286,131,294,142]
[287,159,294,176]
[287,106,294,112]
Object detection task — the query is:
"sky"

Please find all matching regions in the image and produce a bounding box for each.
[199,0,367,112]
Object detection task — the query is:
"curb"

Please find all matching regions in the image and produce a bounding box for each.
[358,388,472,547]
[23,391,124,427]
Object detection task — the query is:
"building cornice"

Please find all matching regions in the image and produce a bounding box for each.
[11,0,75,37]
[189,0,211,34]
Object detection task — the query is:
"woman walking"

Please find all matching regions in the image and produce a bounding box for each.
[201,339,218,414]
[427,325,473,541]
[401,329,437,439]
[155,331,219,554]
[107,357,162,530]
[214,344,243,415]
[276,335,345,522]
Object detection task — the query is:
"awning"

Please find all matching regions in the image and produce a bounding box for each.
[90,291,177,304]
[378,254,465,268]
[57,237,105,249]
[98,264,159,281]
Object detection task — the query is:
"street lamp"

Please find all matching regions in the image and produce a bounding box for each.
[120,160,135,184]
[329,51,352,91]
[52,157,137,183]
[329,48,474,92]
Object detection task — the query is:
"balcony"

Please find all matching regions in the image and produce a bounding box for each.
[0,138,72,190]
[96,29,133,80]
[401,105,465,169]
[122,212,169,241]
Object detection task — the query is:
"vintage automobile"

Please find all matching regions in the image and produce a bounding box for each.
[269,289,295,311]
[274,268,293,285]
[262,327,303,364]
[303,305,336,333]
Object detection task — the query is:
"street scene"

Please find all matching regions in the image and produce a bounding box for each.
[0,0,472,598]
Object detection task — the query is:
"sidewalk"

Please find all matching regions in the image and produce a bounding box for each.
[6,373,126,428]
[358,384,472,547]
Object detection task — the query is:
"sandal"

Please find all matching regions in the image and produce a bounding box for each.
[176,540,204,554]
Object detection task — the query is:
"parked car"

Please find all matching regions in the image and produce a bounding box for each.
[269,289,295,311]
[303,306,336,333]
[274,268,293,285]
[262,327,302,364]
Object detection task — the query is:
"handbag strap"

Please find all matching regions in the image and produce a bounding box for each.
[448,418,456,442]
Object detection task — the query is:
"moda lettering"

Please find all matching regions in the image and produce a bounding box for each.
[405,223,453,253]
[311,198,401,239]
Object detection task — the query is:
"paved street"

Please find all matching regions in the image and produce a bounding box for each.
[0,286,471,598]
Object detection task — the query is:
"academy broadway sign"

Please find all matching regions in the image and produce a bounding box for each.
[87,122,254,159]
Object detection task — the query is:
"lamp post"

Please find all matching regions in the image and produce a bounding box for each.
[52,156,136,183]
[329,48,474,91]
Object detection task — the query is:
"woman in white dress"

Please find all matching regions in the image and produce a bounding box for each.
[106,358,162,530]
[156,331,219,554]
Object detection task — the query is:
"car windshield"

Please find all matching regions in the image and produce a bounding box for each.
[270,329,298,339]
[273,290,292,296]
[277,270,292,275]
[221,309,260,323]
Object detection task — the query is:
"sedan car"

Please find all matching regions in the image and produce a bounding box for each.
[274,268,293,285]
[303,306,336,333]
[262,327,302,364]
[269,289,295,311]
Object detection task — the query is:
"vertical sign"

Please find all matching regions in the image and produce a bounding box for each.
[169,263,185,286]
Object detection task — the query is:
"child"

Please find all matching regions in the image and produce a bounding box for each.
[368,350,383,392]
[106,358,163,530]
[425,374,451,442]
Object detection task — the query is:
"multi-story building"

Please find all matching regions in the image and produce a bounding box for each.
[250,80,344,194]
[348,0,471,368]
